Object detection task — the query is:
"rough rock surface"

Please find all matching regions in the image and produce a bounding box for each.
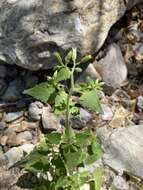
[0,0,142,70]
[96,125,143,179]
[94,43,128,88]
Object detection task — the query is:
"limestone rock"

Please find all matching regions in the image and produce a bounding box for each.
[0,0,142,70]
[28,101,43,121]
[96,125,143,179]
[94,43,128,88]
[42,107,61,132]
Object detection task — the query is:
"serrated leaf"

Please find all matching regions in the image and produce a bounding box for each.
[53,52,64,66]
[85,154,99,165]
[23,82,55,103]
[55,90,67,107]
[25,160,49,172]
[46,132,61,144]
[55,67,71,83]
[51,155,67,176]
[65,50,73,65]
[75,132,92,146]
[91,139,103,158]
[55,176,69,188]
[94,167,104,190]
[64,150,86,168]
[85,139,103,165]
[80,90,102,113]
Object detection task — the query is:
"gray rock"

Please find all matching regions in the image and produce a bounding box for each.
[80,108,92,123]
[0,65,7,78]
[70,108,92,129]
[5,129,18,146]
[96,125,143,179]
[100,104,113,121]
[24,74,38,89]
[2,79,24,102]
[0,121,6,130]
[20,143,35,154]
[16,131,33,144]
[28,101,43,121]
[94,43,127,88]
[4,144,34,167]
[7,66,18,79]
[5,111,23,122]
[137,96,143,110]
[0,146,4,158]
[112,176,129,190]
[42,107,61,132]
[4,147,24,167]
[0,79,7,96]
[0,0,141,70]
[133,43,143,61]
[9,121,38,132]
[76,63,101,83]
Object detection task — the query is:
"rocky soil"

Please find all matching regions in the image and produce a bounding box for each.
[1,2,143,190]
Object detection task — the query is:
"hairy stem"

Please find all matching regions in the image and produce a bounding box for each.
[65,61,76,141]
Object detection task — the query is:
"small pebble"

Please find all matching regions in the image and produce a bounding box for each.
[28,101,43,121]
[101,104,113,121]
[0,121,6,130]
[16,131,33,144]
[137,96,143,110]
[112,176,129,190]
[0,136,8,146]
[4,147,24,167]
[21,143,35,154]
[5,111,23,123]
[42,107,61,132]
[80,108,92,123]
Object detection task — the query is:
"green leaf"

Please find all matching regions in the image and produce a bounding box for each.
[80,90,102,113]
[23,82,55,103]
[65,50,73,65]
[77,55,92,65]
[51,155,67,176]
[85,141,103,165]
[55,176,69,188]
[91,139,103,158]
[94,167,104,190]
[46,132,61,145]
[64,150,86,168]
[72,48,77,62]
[69,106,79,115]
[25,160,49,172]
[75,132,92,146]
[53,52,64,66]
[33,185,48,190]
[55,90,67,107]
[55,67,71,83]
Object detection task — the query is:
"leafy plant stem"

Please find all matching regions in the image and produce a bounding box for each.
[65,60,76,142]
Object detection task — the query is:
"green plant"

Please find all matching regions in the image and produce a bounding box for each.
[21,48,104,190]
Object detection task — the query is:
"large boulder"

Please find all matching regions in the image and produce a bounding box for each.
[97,125,143,179]
[0,0,142,70]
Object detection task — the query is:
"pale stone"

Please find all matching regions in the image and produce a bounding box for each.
[97,125,143,179]
[0,0,141,70]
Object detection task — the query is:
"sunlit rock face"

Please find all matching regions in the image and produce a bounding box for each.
[0,0,142,70]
